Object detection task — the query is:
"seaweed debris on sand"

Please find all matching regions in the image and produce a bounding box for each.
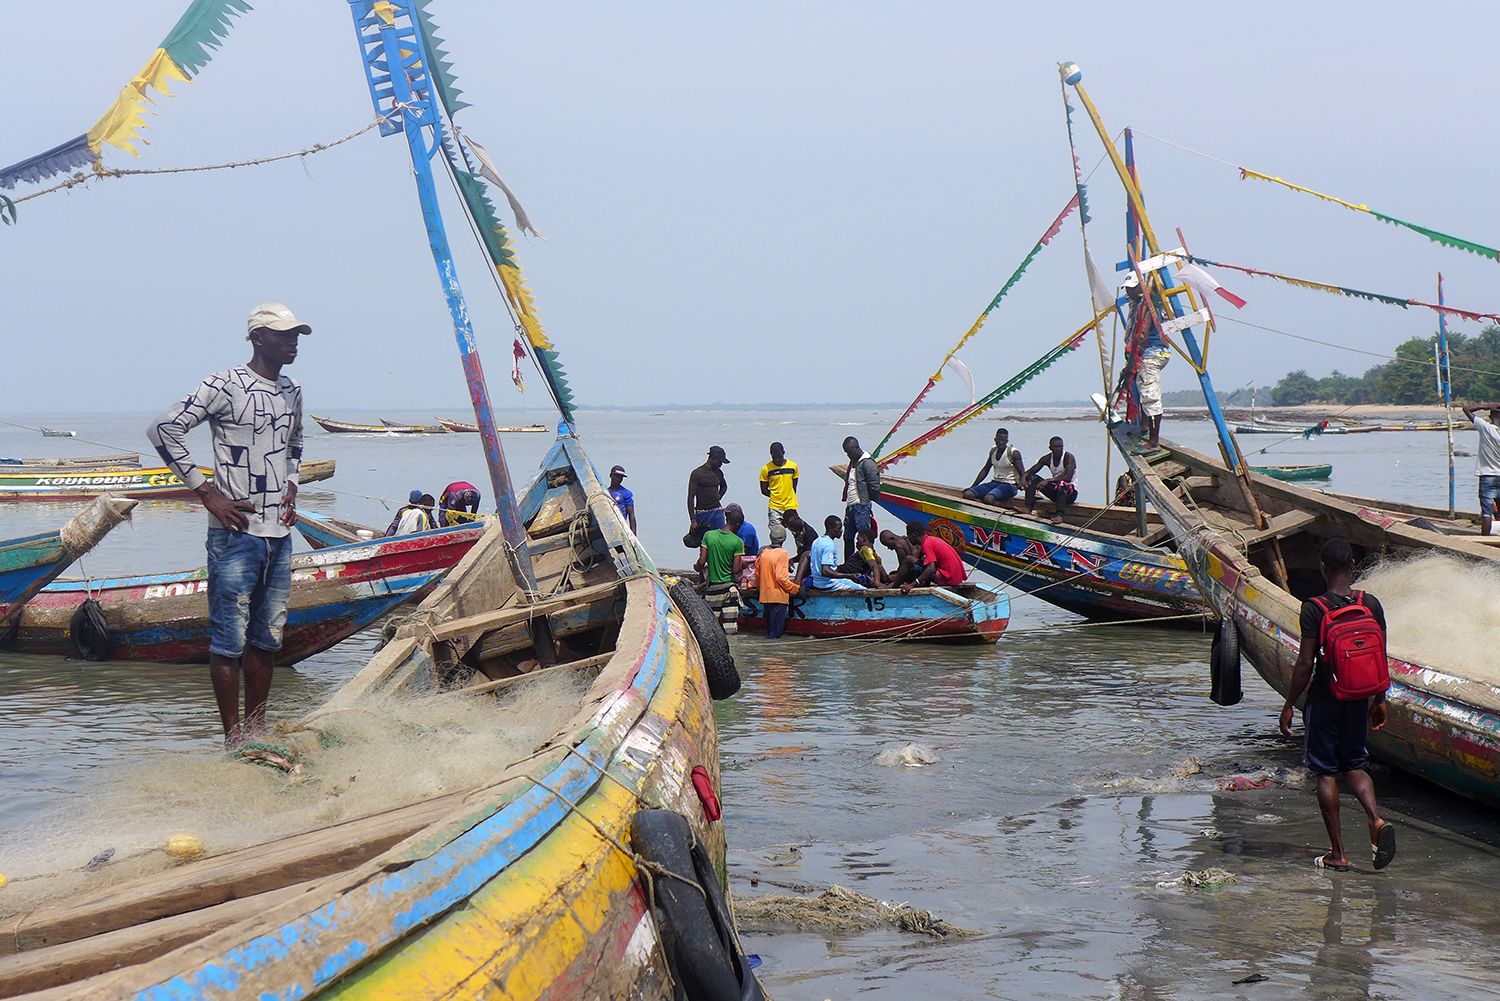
[735,883,980,938]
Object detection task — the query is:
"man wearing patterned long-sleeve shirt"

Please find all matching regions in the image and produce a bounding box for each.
[147,303,308,748]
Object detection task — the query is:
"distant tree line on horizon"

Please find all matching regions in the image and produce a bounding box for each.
[1260,324,1500,407]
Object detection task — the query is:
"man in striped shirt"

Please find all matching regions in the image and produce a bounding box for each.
[147,303,308,748]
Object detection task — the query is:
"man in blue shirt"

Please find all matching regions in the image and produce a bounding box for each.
[608,464,637,534]
[725,503,759,556]
[807,515,864,590]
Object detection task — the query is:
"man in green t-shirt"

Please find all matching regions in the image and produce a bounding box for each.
[759,441,800,547]
[697,523,746,634]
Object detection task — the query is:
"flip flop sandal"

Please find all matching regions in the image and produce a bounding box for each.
[1314,852,1351,872]
[1373,823,1397,870]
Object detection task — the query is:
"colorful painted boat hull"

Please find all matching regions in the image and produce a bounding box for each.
[873,472,1208,622]
[1112,426,1500,811]
[738,583,1009,642]
[9,524,484,663]
[0,497,138,623]
[0,459,333,502]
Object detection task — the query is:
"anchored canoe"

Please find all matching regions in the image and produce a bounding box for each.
[0,453,141,471]
[1109,420,1500,810]
[863,466,1209,624]
[7,522,485,663]
[0,431,760,1001]
[1249,463,1333,481]
[0,458,334,501]
[314,416,448,434]
[295,510,384,548]
[739,582,1009,642]
[0,495,137,625]
[381,418,451,433]
[435,417,550,433]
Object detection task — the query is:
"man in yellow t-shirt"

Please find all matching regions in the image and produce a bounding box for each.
[759,441,800,547]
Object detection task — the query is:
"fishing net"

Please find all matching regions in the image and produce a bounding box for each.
[1358,553,1500,688]
[734,883,980,938]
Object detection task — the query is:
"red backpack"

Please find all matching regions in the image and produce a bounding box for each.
[1312,591,1391,700]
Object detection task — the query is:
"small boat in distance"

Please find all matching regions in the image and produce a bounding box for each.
[435,417,550,433]
[1248,463,1333,481]
[381,418,451,433]
[38,428,75,437]
[313,416,449,434]
[0,453,142,471]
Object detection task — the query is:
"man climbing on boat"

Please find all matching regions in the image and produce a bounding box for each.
[963,428,1026,508]
[759,441,799,546]
[841,436,881,562]
[1024,437,1078,524]
[1461,401,1500,534]
[146,303,307,749]
[1278,538,1396,872]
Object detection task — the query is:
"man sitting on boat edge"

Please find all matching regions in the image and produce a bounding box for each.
[1024,436,1078,524]
[806,516,865,591]
[963,427,1026,509]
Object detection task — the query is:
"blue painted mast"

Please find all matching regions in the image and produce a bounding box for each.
[1438,272,1455,516]
[1061,61,1287,581]
[347,0,536,590]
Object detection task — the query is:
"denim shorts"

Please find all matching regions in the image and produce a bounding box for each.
[1480,475,1500,516]
[206,529,293,657]
[694,508,727,531]
[1304,696,1370,776]
[973,481,1019,502]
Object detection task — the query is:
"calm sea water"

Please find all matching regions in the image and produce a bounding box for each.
[2,406,1497,999]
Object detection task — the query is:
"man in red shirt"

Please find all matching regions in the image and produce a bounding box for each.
[900,521,967,592]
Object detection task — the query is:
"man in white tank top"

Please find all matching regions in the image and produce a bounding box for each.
[1023,436,1078,524]
[963,428,1027,508]
[1463,401,1500,535]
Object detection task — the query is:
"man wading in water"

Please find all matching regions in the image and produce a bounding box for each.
[148,304,308,749]
[1279,538,1397,872]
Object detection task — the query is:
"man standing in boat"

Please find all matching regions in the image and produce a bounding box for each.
[1461,401,1500,535]
[1279,538,1396,872]
[147,303,307,749]
[841,436,881,562]
[963,428,1026,508]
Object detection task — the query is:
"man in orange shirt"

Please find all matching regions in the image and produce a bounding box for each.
[756,541,801,639]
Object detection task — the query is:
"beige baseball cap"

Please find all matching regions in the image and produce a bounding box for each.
[246,303,312,339]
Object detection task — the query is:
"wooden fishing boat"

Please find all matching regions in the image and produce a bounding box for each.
[0,459,334,501]
[436,417,550,433]
[863,466,1209,623]
[314,416,447,434]
[738,581,1010,642]
[0,433,759,1001]
[0,453,141,471]
[0,495,136,625]
[38,428,75,438]
[6,520,486,663]
[381,418,452,433]
[1249,463,1332,481]
[295,510,383,548]
[1109,422,1500,808]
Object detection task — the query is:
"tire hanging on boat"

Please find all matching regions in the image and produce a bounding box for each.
[668,579,741,700]
[1210,615,1242,706]
[69,598,114,661]
[631,809,766,1001]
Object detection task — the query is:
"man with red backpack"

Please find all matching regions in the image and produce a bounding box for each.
[1279,538,1397,872]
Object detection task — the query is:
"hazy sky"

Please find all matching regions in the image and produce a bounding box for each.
[8,2,1500,417]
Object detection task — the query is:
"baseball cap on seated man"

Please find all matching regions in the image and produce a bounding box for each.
[246,302,312,339]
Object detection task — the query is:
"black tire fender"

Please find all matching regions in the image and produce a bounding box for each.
[69,598,114,662]
[1210,614,1242,706]
[668,579,741,700]
[631,809,765,1001]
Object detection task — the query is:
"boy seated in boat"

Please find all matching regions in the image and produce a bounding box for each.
[838,527,886,587]
[963,428,1026,509]
[805,516,865,591]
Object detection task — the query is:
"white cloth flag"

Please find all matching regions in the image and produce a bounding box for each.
[1175,262,1247,309]
[460,133,545,239]
[1085,247,1115,314]
[942,356,976,405]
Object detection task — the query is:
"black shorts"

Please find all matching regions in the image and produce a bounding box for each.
[1304,697,1369,776]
